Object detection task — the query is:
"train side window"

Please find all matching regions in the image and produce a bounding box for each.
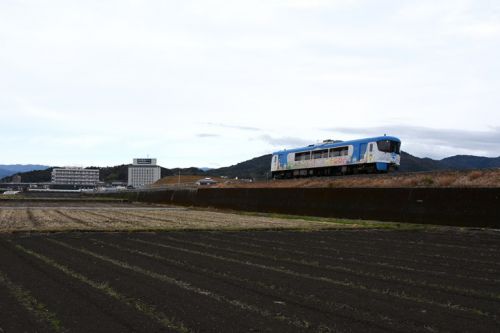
[369,144,373,152]
[330,146,348,157]
[295,151,311,161]
[313,149,328,159]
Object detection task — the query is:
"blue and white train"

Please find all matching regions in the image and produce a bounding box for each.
[271,136,401,178]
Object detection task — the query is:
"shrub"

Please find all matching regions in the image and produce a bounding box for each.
[468,171,483,181]
[420,177,435,186]
[438,175,456,187]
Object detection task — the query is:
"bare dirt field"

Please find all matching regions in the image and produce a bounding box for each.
[0,229,499,332]
[1,198,498,332]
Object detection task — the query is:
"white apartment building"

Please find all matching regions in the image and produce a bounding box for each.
[128,158,161,188]
[51,167,99,186]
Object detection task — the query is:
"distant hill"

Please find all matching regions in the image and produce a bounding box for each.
[0,164,50,173]
[399,152,500,172]
[0,164,50,179]
[398,152,444,172]
[88,164,130,183]
[0,168,12,179]
[1,168,54,183]
[207,154,272,179]
[439,155,500,169]
[2,152,499,183]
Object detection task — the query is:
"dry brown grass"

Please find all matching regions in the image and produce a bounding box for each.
[213,169,500,188]
[0,205,378,233]
[468,170,483,181]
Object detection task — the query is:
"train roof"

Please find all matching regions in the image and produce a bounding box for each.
[272,136,401,155]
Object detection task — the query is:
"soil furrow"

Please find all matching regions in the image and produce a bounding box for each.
[315,231,500,251]
[8,233,315,332]
[0,280,53,332]
[87,237,410,333]
[157,234,500,317]
[225,232,500,277]
[0,238,176,333]
[268,231,500,262]
[12,241,190,333]
[195,233,500,294]
[208,232,500,283]
[0,269,66,332]
[128,235,498,332]
[47,238,331,332]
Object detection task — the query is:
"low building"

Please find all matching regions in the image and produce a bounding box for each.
[51,167,99,186]
[128,158,161,188]
[196,177,217,186]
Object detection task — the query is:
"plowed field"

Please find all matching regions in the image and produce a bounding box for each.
[1,229,499,332]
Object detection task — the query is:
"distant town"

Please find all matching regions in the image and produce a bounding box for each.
[1,157,223,193]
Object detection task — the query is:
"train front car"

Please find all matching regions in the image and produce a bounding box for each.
[270,136,401,179]
[371,136,401,172]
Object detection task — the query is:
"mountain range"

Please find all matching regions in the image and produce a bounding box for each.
[0,165,50,179]
[397,152,500,172]
[1,152,499,183]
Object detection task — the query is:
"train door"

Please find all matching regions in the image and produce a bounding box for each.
[278,153,288,169]
[367,143,374,162]
[272,155,279,171]
[359,143,367,162]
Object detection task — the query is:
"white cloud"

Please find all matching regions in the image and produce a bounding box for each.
[257,135,311,148]
[326,125,500,158]
[0,0,499,165]
[455,22,500,38]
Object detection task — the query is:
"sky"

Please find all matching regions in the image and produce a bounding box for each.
[1,0,499,168]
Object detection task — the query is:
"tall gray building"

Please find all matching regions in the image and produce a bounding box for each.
[128,158,161,188]
[51,167,99,186]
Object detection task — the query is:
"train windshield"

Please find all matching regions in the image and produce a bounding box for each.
[377,140,400,154]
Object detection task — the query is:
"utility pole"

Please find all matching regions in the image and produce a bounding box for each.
[178,170,181,185]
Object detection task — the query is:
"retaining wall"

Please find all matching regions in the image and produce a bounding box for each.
[103,188,500,228]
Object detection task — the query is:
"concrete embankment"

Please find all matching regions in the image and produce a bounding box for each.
[101,188,500,228]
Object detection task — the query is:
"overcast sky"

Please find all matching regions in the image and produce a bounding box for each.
[1,0,499,168]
